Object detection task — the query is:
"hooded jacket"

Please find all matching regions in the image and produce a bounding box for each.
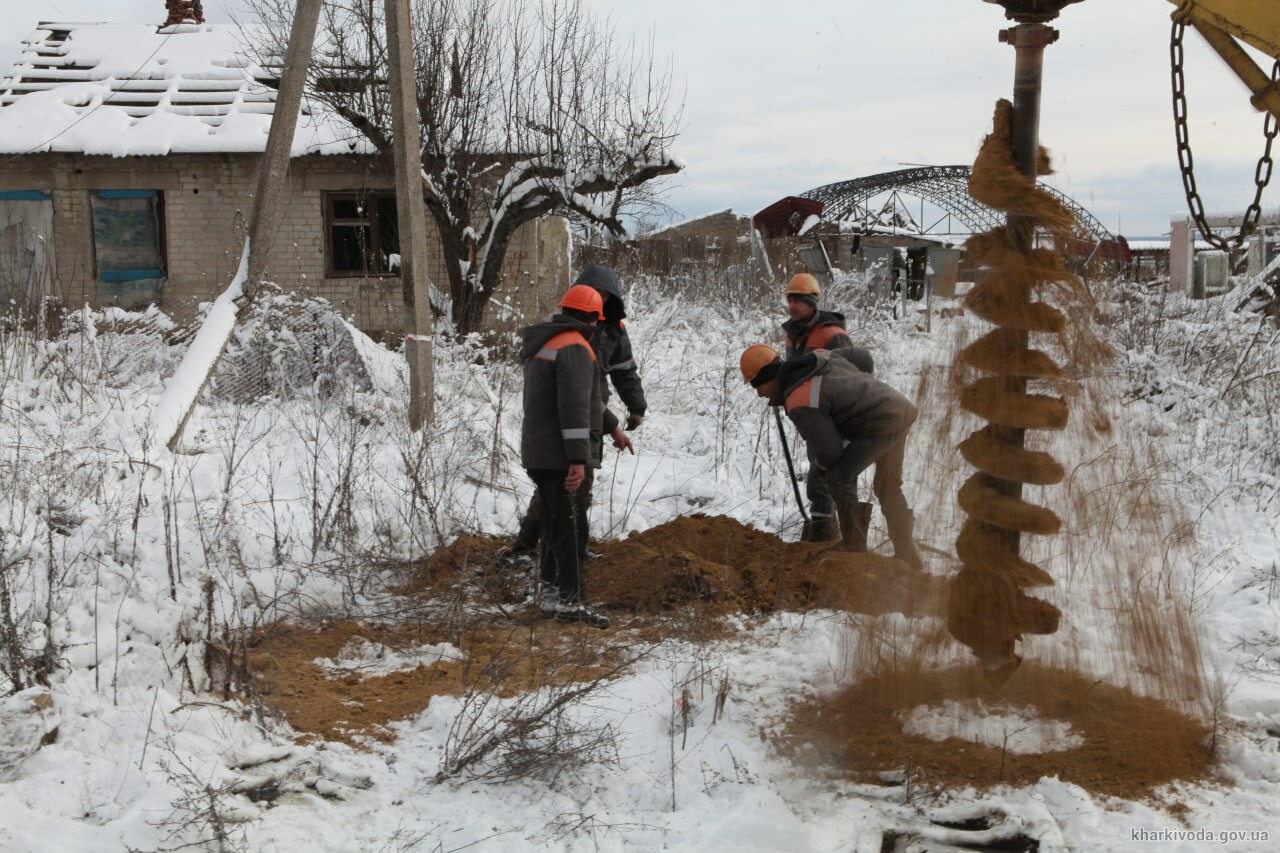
[772,349,916,469]
[519,314,617,470]
[574,263,647,416]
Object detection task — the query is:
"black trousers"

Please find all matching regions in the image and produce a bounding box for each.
[525,468,591,602]
[805,441,835,519]
[516,468,594,560]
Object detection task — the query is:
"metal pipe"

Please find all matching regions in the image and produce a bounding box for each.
[990,23,1058,526]
[1010,27,1046,177]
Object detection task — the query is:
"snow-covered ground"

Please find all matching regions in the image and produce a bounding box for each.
[0,273,1278,851]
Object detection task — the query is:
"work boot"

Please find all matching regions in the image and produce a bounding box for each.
[537,585,562,617]
[554,603,611,630]
[836,501,872,552]
[500,548,536,569]
[887,509,922,570]
[541,592,610,629]
[511,510,540,555]
[801,513,837,542]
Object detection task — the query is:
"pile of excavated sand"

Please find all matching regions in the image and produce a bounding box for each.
[240,514,1214,801]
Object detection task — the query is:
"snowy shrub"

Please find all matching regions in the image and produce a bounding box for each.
[1092,278,1280,484]
[36,304,175,391]
[0,531,44,693]
[437,645,648,784]
[626,261,774,311]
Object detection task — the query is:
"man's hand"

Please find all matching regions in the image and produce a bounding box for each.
[624,412,645,431]
[610,427,635,455]
[565,463,586,493]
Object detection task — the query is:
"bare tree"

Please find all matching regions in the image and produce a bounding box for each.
[245,0,682,334]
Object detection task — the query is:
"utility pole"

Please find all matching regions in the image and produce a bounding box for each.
[384,0,436,427]
[154,0,322,452]
[247,0,322,293]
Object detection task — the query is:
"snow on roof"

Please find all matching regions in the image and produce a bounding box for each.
[1126,239,1171,251]
[0,22,373,157]
[642,208,739,238]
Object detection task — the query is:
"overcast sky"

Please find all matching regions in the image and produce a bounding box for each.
[2,0,1275,237]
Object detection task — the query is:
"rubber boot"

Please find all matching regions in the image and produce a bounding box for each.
[887,509,922,570]
[511,500,540,555]
[801,513,837,542]
[836,501,872,552]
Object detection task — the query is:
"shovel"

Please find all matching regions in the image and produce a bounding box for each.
[774,406,809,529]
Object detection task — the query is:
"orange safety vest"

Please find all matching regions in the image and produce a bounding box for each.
[796,322,845,353]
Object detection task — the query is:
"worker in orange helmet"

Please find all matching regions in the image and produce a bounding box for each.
[781,272,876,545]
[507,264,645,564]
[740,343,921,569]
[783,273,858,358]
[518,284,631,628]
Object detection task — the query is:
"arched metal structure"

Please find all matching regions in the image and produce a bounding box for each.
[799,164,1116,245]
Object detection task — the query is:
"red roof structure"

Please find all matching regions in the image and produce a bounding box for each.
[752,196,824,239]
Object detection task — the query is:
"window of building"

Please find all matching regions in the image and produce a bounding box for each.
[0,190,56,313]
[90,190,166,306]
[324,191,399,277]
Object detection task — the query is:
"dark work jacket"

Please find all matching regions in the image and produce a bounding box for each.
[596,321,647,415]
[783,310,855,359]
[575,263,647,416]
[772,350,916,469]
[519,314,617,470]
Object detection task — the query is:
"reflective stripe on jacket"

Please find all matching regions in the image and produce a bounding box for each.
[596,320,647,415]
[778,350,916,469]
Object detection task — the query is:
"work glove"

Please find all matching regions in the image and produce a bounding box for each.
[624,412,645,431]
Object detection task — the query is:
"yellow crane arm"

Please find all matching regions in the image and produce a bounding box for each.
[1168,0,1280,117]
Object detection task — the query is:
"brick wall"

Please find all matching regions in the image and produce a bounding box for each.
[580,211,757,278]
[0,152,567,335]
[642,210,754,271]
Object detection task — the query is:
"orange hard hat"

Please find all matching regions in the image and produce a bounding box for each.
[784,273,822,299]
[739,343,780,385]
[558,284,605,320]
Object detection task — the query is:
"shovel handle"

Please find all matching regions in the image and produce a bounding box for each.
[774,406,810,525]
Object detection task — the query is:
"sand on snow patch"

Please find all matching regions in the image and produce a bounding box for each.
[900,699,1083,754]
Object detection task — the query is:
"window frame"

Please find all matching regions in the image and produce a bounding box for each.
[89,189,167,288]
[323,190,399,278]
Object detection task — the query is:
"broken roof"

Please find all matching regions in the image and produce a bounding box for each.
[0,21,373,157]
[752,195,825,239]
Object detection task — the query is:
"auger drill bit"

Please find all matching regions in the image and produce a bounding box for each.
[948,5,1083,685]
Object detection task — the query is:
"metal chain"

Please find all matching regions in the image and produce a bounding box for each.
[1171,19,1279,251]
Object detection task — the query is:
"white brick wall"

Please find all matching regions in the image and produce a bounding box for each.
[0,152,566,334]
